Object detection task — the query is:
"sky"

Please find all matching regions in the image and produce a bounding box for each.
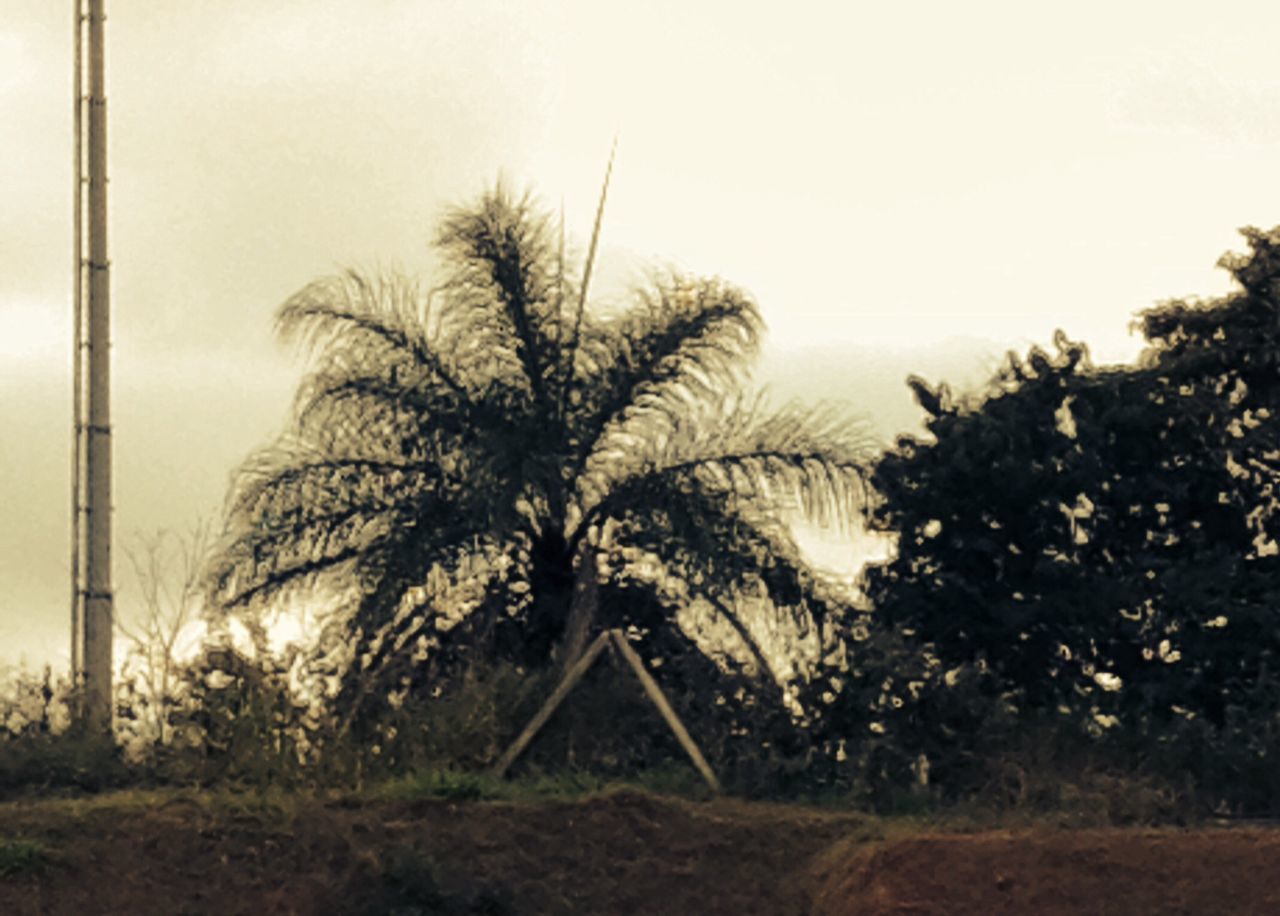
[5,0,1280,669]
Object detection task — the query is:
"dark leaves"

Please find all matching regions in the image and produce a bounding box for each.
[208,182,874,736]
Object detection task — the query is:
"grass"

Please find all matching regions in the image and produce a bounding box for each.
[5,755,1180,833]
[0,737,1204,842]
[7,778,311,831]
[0,838,48,878]
[370,767,622,804]
[368,761,721,806]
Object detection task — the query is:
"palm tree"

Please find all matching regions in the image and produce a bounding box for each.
[207,179,875,730]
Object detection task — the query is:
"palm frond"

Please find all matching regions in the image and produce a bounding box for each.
[577,390,876,540]
[294,374,447,460]
[211,373,522,609]
[553,196,567,402]
[211,447,437,606]
[334,497,539,718]
[293,367,532,470]
[566,274,765,492]
[276,268,469,398]
[333,535,534,726]
[435,183,563,408]
[606,470,848,630]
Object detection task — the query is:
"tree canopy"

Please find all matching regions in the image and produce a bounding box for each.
[861,227,1280,747]
[206,182,875,745]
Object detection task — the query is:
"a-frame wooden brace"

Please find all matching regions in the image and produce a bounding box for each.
[492,629,722,793]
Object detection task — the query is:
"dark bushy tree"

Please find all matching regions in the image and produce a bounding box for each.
[207,183,873,759]
[856,228,1280,810]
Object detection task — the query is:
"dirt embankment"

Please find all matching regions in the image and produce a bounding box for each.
[810,826,1280,916]
[0,789,864,915]
[0,790,1277,914]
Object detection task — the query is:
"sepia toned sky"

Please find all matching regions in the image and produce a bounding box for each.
[5,0,1280,669]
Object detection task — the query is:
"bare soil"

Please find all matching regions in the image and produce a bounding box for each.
[811,825,1280,916]
[0,789,1275,914]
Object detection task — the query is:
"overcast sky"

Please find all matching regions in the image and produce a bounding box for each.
[5,0,1280,669]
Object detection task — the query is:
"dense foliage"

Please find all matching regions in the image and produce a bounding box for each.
[855,227,1280,813]
[205,182,874,773]
[13,197,1280,819]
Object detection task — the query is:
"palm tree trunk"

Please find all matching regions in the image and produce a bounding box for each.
[559,546,599,672]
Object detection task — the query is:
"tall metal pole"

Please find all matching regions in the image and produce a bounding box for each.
[70,0,86,694]
[77,0,113,732]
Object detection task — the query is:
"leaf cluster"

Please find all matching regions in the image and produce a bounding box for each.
[853,227,1280,811]
[204,181,876,748]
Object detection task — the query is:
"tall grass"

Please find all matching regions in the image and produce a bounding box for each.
[0,623,1265,826]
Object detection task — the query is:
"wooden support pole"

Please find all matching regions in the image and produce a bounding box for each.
[492,630,612,778]
[492,629,723,795]
[608,630,722,794]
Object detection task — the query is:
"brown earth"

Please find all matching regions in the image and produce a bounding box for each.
[810,826,1280,916]
[0,789,1276,915]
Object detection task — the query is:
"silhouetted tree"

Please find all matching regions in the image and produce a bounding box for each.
[207,184,873,742]
[862,228,1280,741]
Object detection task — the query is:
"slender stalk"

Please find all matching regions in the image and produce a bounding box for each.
[559,140,616,420]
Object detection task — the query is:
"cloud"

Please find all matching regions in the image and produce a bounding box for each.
[758,336,1008,444]
[1116,59,1280,145]
[0,299,67,368]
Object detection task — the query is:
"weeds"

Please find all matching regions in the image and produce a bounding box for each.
[0,838,47,878]
[0,610,1249,827]
[0,651,1219,828]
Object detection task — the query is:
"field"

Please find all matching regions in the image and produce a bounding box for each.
[0,788,1276,914]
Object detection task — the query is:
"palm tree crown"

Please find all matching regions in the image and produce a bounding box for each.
[208,182,875,715]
